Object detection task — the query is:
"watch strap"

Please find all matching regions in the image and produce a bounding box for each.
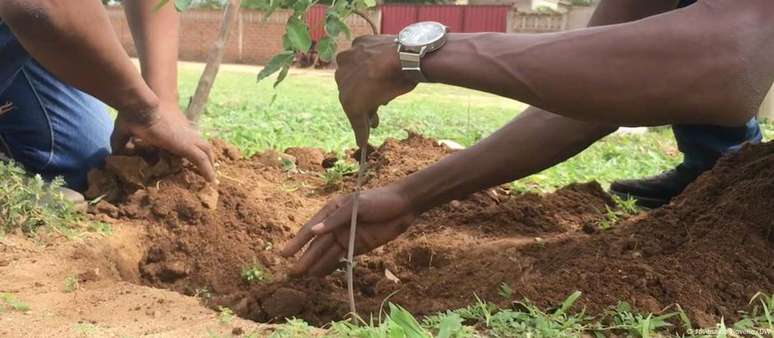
[398,47,429,83]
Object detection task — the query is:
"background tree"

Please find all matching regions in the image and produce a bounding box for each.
[185,0,242,122]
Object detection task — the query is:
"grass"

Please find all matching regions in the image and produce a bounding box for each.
[596,195,641,231]
[321,161,358,190]
[240,263,270,284]
[63,274,80,293]
[0,292,30,313]
[253,291,773,337]
[0,162,87,238]
[218,306,235,324]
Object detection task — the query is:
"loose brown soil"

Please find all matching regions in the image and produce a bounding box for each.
[3,133,773,336]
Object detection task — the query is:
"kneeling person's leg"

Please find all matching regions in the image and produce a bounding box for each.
[0,59,112,191]
[611,119,761,208]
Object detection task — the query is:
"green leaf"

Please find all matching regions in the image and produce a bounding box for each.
[273,65,290,88]
[263,0,278,20]
[286,17,312,53]
[282,34,293,50]
[325,15,351,39]
[292,0,312,14]
[387,303,430,338]
[553,290,582,317]
[363,0,376,8]
[435,313,464,338]
[174,0,193,11]
[332,0,348,14]
[316,36,337,62]
[257,51,294,83]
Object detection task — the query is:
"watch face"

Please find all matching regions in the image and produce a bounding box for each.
[398,21,447,47]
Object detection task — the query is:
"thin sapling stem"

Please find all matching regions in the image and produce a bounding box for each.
[346,139,368,321]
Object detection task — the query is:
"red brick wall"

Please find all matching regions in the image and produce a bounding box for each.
[106,7,378,65]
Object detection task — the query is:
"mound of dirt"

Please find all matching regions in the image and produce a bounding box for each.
[502,142,774,326]
[85,134,773,327]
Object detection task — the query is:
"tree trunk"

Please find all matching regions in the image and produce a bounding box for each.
[185,0,241,123]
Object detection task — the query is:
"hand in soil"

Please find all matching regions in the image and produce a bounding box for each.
[335,35,418,147]
[111,105,217,183]
[281,186,416,276]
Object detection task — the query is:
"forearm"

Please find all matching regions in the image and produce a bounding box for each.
[422,0,774,127]
[396,108,615,213]
[392,0,691,213]
[0,0,158,121]
[124,0,180,106]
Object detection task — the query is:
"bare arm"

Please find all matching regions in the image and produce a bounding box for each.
[416,0,686,210]
[0,0,157,121]
[123,0,180,109]
[420,1,773,128]
[0,0,216,181]
[338,0,774,150]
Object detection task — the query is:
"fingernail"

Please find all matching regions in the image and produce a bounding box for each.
[310,222,325,233]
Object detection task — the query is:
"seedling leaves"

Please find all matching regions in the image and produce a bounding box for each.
[257,51,294,83]
[317,36,337,62]
[286,17,312,53]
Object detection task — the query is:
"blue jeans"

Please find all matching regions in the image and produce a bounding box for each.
[674,120,762,171]
[0,22,112,191]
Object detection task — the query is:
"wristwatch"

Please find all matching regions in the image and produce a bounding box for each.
[395,21,449,83]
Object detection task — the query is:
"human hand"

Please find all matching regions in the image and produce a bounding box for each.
[111,103,217,183]
[280,186,416,277]
[335,35,419,147]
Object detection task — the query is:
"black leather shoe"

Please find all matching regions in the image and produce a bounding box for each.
[609,164,705,208]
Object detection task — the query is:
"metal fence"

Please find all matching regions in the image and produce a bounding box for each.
[381,5,511,34]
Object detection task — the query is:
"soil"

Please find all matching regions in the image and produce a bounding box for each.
[2,133,773,336]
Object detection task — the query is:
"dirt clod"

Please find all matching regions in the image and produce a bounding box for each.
[197,185,219,210]
[251,150,296,170]
[285,147,325,171]
[262,288,307,319]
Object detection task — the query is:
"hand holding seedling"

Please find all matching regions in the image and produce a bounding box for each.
[280,186,415,276]
[335,35,419,147]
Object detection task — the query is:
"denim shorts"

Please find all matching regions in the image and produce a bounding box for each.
[0,22,112,191]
